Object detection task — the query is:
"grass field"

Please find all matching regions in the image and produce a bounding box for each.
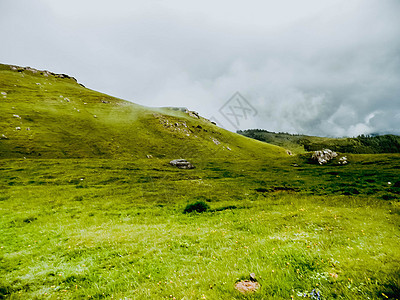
[1,64,400,299]
[1,157,399,299]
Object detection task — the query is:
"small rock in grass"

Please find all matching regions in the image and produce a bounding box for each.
[235,280,260,294]
[211,137,220,145]
[170,159,195,169]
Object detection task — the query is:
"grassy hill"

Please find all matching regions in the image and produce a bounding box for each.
[0,64,285,161]
[238,129,400,154]
[1,64,400,299]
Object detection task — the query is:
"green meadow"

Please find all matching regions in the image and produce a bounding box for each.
[1,64,399,299]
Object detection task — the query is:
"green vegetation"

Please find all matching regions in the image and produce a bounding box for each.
[238,129,400,154]
[183,201,210,214]
[1,64,400,299]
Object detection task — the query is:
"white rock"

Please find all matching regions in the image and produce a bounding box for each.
[311,149,338,165]
[211,138,221,145]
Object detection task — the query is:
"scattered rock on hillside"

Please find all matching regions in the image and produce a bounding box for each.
[311,149,337,165]
[338,156,348,165]
[211,137,220,145]
[157,115,192,135]
[170,159,195,169]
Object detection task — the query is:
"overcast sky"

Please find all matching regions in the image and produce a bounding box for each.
[1,0,399,136]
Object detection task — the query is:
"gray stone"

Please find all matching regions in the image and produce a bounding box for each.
[170,159,195,169]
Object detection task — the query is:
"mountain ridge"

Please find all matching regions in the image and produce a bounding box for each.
[238,129,400,154]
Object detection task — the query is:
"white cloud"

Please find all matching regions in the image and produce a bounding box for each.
[1,0,399,136]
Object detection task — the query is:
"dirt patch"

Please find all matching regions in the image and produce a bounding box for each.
[234,280,260,294]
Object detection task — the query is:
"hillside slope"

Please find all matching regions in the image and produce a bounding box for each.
[238,129,400,154]
[0,64,286,161]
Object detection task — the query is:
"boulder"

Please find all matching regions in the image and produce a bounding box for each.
[234,280,260,294]
[311,149,337,165]
[170,159,195,169]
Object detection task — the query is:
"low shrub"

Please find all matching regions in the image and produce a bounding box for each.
[183,201,210,214]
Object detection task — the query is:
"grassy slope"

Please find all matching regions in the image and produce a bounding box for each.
[0,64,285,161]
[1,64,400,299]
[238,129,400,154]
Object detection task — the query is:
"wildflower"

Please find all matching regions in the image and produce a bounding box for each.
[329,273,338,279]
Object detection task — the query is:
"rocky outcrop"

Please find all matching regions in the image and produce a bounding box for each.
[8,65,80,84]
[311,149,338,165]
[170,159,195,169]
[187,110,200,119]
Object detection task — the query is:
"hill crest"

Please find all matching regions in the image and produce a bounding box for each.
[0,63,286,160]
